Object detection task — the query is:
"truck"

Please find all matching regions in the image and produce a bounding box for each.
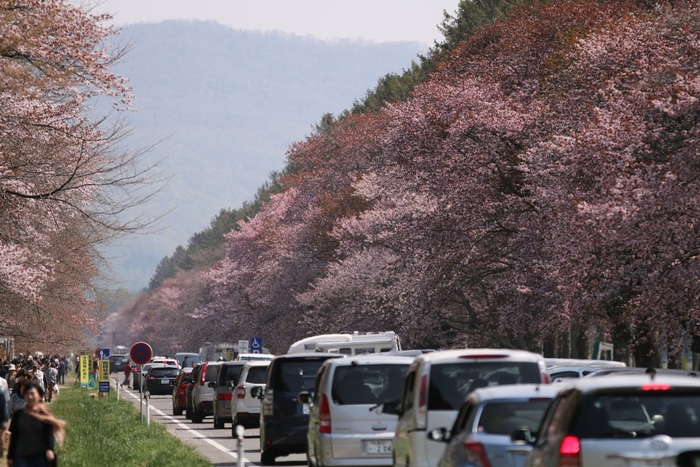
[199,342,237,362]
[286,331,401,356]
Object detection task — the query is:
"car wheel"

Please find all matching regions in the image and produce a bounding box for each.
[214,416,225,429]
[173,403,183,416]
[185,405,192,420]
[193,407,203,423]
[261,447,277,465]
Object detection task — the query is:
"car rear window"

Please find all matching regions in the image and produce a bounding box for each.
[332,363,409,405]
[476,400,552,435]
[429,362,541,410]
[217,363,244,386]
[204,363,220,382]
[573,393,700,438]
[271,358,331,392]
[246,366,268,384]
[150,367,180,377]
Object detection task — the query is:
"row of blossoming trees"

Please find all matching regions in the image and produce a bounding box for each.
[0,1,154,352]
[113,0,700,364]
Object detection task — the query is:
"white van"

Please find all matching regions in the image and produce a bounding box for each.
[302,355,415,467]
[287,332,401,356]
[390,349,549,467]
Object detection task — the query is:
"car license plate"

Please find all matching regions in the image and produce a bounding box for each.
[365,440,392,454]
[161,379,169,384]
[302,404,310,414]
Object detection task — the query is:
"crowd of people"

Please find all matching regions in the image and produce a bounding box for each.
[0,354,69,467]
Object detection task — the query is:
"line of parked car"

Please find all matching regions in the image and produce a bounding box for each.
[143,347,700,467]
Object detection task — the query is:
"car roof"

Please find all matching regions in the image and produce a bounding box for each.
[468,384,562,402]
[567,374,700,393]
[586,367,695,378]
[416,348,545,364]
[275,353,346,360]
[549,365,618,372]
[243,360,271,368]
[328,355,415,367]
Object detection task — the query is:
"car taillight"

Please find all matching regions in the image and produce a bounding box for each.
[147,375,155,380]
[263,389,273,416]
[237,385,246,399]
[217,392,232,401]
[417,373,428,429]
[200,365,207,385]
[559,435,580,467]
[319,394,331,434]
[459,354,508,359]
[642,383,671,391]
[463,441,491,467]
[542,373,550,384]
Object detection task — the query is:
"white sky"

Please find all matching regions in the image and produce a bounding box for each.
[92,0,462,45]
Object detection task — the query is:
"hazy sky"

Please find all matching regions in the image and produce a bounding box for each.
[93,0,462,45]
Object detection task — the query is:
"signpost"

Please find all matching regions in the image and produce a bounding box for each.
[250,337,263,354]
[238,339,249,356]
[79,354,91,387]
[98,357,110,397]
[130,342,153,422]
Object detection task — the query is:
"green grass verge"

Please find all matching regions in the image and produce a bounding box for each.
[50,385,211,467]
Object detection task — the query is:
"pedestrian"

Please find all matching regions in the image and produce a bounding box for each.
[32,364,45,393]
[122,360,132,388]
[44,364,58,403]
[56,359,65,386]
[182,356,189,368]
[0,380,7,457]
[9,370,31,414]
[6,364,17,389]
[7,381,66,467]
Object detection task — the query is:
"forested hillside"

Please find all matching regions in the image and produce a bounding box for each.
[103,21,425,289]
[107,0,700,366]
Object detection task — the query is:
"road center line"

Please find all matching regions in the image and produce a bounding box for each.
[112,379,257,466]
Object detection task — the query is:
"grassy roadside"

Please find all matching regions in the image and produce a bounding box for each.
[48,383,212,467]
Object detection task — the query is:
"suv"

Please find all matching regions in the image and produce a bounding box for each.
[525,375,700,467]
[190,361,221,423]
[231,360,270,432]
[304,355,414,467]
[260,353,345,465]
[431,384,561,467]
[392,349,549,467]
[212,361,247,429]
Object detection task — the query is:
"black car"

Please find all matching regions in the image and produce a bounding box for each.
[146,365,180,395]
[259,353,344,465]
[109,354,129,373]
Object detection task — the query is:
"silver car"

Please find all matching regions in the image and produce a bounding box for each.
[303,355,414,467]
[230,360,270,433]
[431,385,561,467]
[526,374,700,467]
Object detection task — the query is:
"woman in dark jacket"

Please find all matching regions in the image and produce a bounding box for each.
[7,381,66,467]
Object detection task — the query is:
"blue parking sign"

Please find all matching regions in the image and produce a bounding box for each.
[251,338,263,354]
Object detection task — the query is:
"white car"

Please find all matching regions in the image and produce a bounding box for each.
[526,374,700,467]
[230,360,270,432]
[236,353,274,362]
[303,355,414,467]
[391,349,549,467]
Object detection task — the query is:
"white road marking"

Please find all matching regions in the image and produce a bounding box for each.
[112,378,257,466]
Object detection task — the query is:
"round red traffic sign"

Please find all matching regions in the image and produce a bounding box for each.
[130,342,152,365]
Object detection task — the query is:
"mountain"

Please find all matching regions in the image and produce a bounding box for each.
[103,20,427,290]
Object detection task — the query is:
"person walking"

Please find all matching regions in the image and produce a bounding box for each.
[7,381,66,467]
[44,364,58,403]
[121,361,132,388]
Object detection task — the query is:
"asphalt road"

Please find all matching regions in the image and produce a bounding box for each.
[112,378,307,467]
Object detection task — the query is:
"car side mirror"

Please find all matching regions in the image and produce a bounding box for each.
[227,381,235,390]
[208,381,216,388]
[298,391,312,405]
[381,400,402,416]
[511,427,534,444]
[250,386,264,400]
[427,427,450,443]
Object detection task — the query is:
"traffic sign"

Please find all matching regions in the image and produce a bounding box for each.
[250,337,263,354]
[99,348,110,360]
[99,381,110,393]
[238,339,249,355]
[130,342,152,365]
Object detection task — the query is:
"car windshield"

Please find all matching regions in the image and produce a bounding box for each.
[272,358,330,392]
[476,400,551,435]
[428,362,541,410]
[246,366,268,384]
[150,367,179,377]
[573,393,700,438]
[332,364,409,405]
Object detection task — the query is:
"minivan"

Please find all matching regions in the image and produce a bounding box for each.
[259,353,345,465]
[231,360,270,433]
[390,349,549,467]
[212,361,247,429]
[191,361,221,423]
[303,355,414,467]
